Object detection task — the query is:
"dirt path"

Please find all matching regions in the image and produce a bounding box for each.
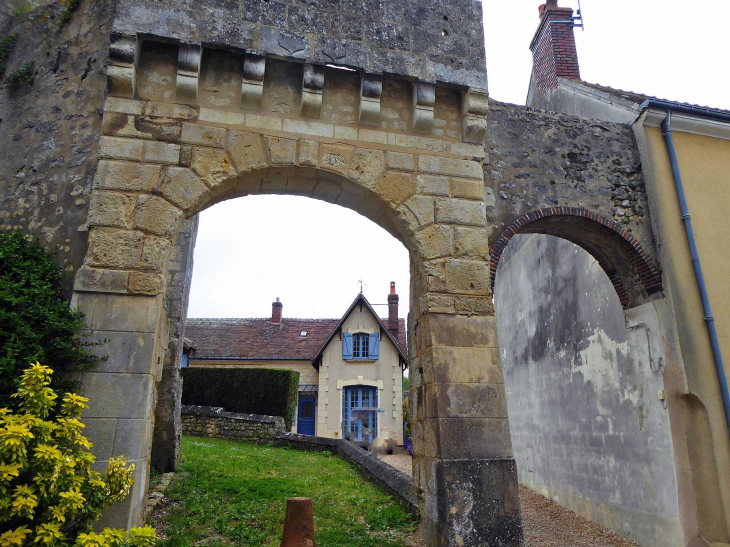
[379,450,639,546]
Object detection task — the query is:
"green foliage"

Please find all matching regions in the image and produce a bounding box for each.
[4,61,34,90]
[0,34,17,79]
[150,436,417,546]
[0,363,157,546]
[0,230,101,408]
[402,396,410,440]
[12,1,36,17]
[402,376,410,392]
[59,0,80,27]
[182,368,299,428]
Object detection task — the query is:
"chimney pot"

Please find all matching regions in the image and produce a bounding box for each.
[272,298,283,324]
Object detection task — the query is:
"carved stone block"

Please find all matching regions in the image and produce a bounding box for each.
[176,43,202,105]
[241,53,266,111]
[412,81,436,134]
[300,63,325,119]
[108,33,139,99]
[359,73,383,127]
[461,88,489,145]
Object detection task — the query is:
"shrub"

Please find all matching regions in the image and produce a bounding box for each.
[182,368,300,427]
[0,230,101,408]
[0,34,17,79]
[402,397,410,440]
[59,0,80,27]
[0,363,156,546]
[4,61,34,89]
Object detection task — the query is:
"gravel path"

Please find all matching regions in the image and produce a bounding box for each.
[380,449,639,546]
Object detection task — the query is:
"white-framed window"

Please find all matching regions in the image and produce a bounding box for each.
[342,332,379,361]
[352,333,370,359]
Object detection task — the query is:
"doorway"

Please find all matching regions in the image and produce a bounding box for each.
[297,395,317,436]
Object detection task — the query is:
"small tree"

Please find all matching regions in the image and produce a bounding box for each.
[0,363,156,546]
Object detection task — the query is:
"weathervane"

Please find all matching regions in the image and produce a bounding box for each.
[358,279,366,294]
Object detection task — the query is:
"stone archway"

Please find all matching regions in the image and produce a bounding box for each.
[70,47,523,544]
[490,207,663,309]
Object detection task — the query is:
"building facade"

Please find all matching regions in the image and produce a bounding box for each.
[492,1,730,545]
[185,285,407,444]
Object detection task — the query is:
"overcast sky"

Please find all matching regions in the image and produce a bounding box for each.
[187,0,729,320]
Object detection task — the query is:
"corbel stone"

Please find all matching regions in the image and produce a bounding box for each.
[412,81,436,133]
[300,63,325,119]
[461,87,489,144]
[241,53,266,111]
[359,73,383,126]
[176,43,202,106]
[108,33,139,99]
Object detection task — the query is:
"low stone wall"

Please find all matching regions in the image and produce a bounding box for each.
[180,406,416,511]
[181,405,287,443]
[274,433,417,512]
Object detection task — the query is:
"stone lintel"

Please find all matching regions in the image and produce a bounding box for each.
[108,33,139,99]
[412,81,436,134]
[359,73,383,127]
[241,53,266,111]
[300,63,325,119]
[176,43,202,105]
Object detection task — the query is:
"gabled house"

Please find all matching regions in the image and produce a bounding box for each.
[184,283,407,444]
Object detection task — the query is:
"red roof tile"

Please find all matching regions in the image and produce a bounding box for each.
[185,316,407,361]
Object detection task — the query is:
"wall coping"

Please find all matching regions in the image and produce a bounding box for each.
[181,405,285,426]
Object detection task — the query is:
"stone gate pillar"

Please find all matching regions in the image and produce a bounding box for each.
[411,286,524,545]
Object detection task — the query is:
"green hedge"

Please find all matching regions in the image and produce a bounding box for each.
[182,367,299,427]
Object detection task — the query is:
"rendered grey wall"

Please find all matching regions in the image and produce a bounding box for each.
[495,233,682,546]
[113,0,487,88]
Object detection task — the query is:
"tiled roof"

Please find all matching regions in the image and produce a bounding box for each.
[575,80,730,115]
[185,316,407,361]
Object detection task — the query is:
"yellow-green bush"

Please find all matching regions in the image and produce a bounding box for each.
[0,363,156,546]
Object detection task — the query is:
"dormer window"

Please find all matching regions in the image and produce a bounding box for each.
[352,333,369,359]
[342,332,379,361]
[300,330,307,337]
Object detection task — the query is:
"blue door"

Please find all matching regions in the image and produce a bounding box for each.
[297,395,316,436]
[342,386,378,442]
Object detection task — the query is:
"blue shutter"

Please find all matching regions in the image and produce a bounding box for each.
[369,332,379,360]
[342,333,353,360]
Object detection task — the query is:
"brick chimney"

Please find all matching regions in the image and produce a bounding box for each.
[272,297,283,324]
[530,0,580,94]
[387,282,399,337]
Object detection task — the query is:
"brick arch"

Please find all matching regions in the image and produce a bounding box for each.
[490,207,663,309]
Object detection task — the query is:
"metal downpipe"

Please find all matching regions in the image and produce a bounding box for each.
[661,111,730,431]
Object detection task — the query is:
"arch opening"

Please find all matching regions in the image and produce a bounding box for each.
[490,207,663,309]
[494,232,682,546]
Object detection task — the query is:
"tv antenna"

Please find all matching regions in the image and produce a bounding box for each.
[552,0,585,31]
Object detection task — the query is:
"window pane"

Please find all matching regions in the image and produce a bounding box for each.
[301,402,313,418]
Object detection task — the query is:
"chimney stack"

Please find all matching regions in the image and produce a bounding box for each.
[387,282,399,337]
[530,0,580,94]
[272,297,283,324]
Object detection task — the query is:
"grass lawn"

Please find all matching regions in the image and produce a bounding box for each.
[149,435,418,546]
